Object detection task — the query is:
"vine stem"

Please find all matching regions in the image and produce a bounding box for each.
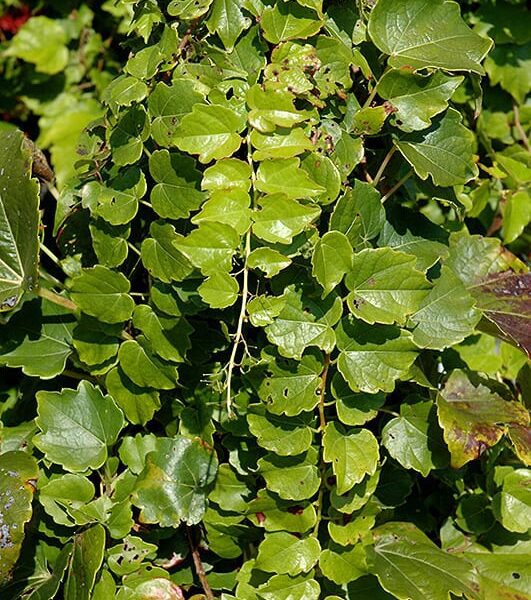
[187,526,214,600]
[40,243,63,269]
[313,353,331,537]
[37,286,77,312]
[513,103,531,152]
[226,229,251,416]
[381,170,413,203]
[372,145,396,188]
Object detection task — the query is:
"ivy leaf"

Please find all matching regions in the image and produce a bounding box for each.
[256,159,326,199]
[377,70,463,132]
[257,348,323,416]
[395,109,478,187]
[382,400,447,477]
[34,381,124,472]
[265,286,342,359]
[250,127,314,161]
[168,0,213,19]
[247,489,317,534]
[141,221,193,284]
[247,85,313,132]
[257,573,320,600]
[69,265,135,324]
[209,463,250,513]
[336,317,418,394]
[173,222,240,275]
[319,543,368,585]
[0,298,75,379]
[201,157,252,192]
[255,532,320,576]
[485,44,531,104]
[90,219,129,268]
[323,422,379,494]
[330,182,384,250]
[409,266,481,350]
[39,473,95,527]
[301,154,341,205]
[368,0,492,73]
[73,316,121,370]
[207,0,251,51]
[198,272,239,308]
[91,167,146,226]
[149,150,205,220]
[132,304,192,363]
[258,447,320,501]
[173,104,245,163]
[147,80,204,147]
[0,130,39,311]
[247,247,291,278]
[253,194,321,244]
[109,105,150,166]
[133,436,218,526]
[118,339,178,390]
[436,370,529,468]
[247,406,314,456]
[64,525,106,600]
[192,189,251,236]
[260,3,323,44]
[494,469,531,534]
[331,374,386,427]
[312,231,352,297]
[345,248,430,326]
[101,76,148,111]
[368,522,476,600]
[0,451,39,585]
[508,424,531,466]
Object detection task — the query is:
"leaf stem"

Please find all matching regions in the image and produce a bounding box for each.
[40,243,63,269]
[127,241,142,257]
[313,353,331,537]
[373,145,396,188]
[37,286,77,312]
[226,229,251,415]
[513,103,531,153]
[381,170,413,203]
[187,526,214,600]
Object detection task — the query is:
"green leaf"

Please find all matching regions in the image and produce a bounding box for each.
[319,543,367,585]
[73,316,121,370]
[198,272,239,308]
[101,76,148,111]
[132,304,192,363]
[173,104,245,163]
[247,490,317,534]
[352,106,388,136]
[247,248,291,278]
[201,157,252,192]
[328,502,380,546]
[253,194,321,244]
[494,469,531,534]
[173,222,240,275]
[250,127,314,161]
[133,436,218,526]
[346,248,430,325]
[261,3,323,44]
[332,373,386,426]
[336,317,418,393]
[141,221,193,284]
[265,286,342,359]
[502,190,531,244]
[323,422,379,494]
[0,298,75,378]
[209,463,251,513]
[207,0,251,51]
[64,525,106,600]
[118,339,179,390]
[382,400,447,477]
[330,182,384,250]
[409,266,481,350]
[110,105,150,166]
[168,0,213,19]
[485,43,531,104]
[256,159,325,199]
[368,0,492,74]
[247,406,313,456]
[377,70,463,132]
[301,154,341,205]
[34,381,124,472]
[258,447,320,501]
[395,109,478,186]
[147,80,204,147]
[193,189,251,236]
[90,219,129,268]
[255,532,320,575]
[39,473,95,527]
[436,370,529,468]
[330,472,381,515]
[368,522,476,600]
[257,348,323,416]
[69,265,135,324]
[247,85,313,133]
[0,130,39,311]
[0,451,38,585]
[312,231,352,297]
[257,573,320,600]
[149,150,205,220]
[6,16,68,74]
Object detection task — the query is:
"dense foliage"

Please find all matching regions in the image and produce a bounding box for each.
[0,0,530,598]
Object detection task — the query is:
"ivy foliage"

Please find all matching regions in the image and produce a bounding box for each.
[0,0,530,598]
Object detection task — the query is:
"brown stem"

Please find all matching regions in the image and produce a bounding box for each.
[373,145,397,188]
[381,170,413,203]
[513,103,531,153]
[187,526,214,600]
[37,286,77,312]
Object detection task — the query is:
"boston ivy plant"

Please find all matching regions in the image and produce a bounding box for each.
[0,0,530,599]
